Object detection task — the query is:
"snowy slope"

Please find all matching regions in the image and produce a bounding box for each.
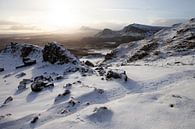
[0,35,195,128]
[103,18,195,65]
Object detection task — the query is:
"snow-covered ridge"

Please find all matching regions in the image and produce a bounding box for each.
[95,23,165,38]
[103,18,195,65]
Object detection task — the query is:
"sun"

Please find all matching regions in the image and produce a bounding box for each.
[45,0,80,30]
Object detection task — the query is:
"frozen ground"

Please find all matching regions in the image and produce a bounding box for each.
[0,52,195,129]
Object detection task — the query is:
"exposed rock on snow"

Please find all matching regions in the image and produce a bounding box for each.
[2,42,42,59]
[84,60,95,67]
[106,69,128,81]
[18,79,33,91]
[87,106,113,123]
[31,75,54,92]
[0,68,4,72]
[30,116,39,124]
[15,72,26,78]
[103,19,195,64]
[3,96,13,105]
[42,42,79,65]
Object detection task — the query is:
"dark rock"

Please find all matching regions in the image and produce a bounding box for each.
[93,106,108,112]
[169,104,174,108]
[105,52,115,60]
[42,43,79,64]
[23,59,36,65]
[31,75,53,92]
[172,94,182,99]
[85,60,95,67]
[77,81,82,84]
[18,81,27,90]
[95,88,104,94]
[15,72,26,78]
[3,96,13,105]
[68,97,80,107]
[3,74,12,78]
[30,116,39,124]
[60,109,68,114]
[20,46,33,58]
[55,75,64,80]
[95,67,106,76]
[106,70,128,81]
[0,68,4,72]
[128,42,158,62]
[64,83,72,89]
[31,81,46,92]
[16,59,36,69]
[62,90,71,96]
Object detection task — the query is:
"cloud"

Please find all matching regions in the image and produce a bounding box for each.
[0,20,42,33]
[151,18,188,26]
[0,20,20,26]
[9,25,41,31]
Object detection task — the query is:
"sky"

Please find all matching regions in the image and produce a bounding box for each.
[0,0,194,34]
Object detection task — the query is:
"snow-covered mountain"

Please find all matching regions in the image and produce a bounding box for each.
[0,19,195,129]
[95,23,165,39]
[103,18,195,65]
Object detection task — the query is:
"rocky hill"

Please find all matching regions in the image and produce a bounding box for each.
[95,23,165,39]
[103,18,195,65]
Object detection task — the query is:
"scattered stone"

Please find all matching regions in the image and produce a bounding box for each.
[3,74,12,78]
[0,68,4,72]
[85,60,95,67]
[95,67,106,76]
[172,94,182,99]
[61,109,68,114]
[3,96,13,105]
[16,59,36,69]
[30,116,39,124]
[169,104,174,108]
[95,88,104,94]
[64,83,72,89]
[61,90,71,96]
[86,102,90,106]
[68,97,80,107]
[93,106,108,112]
[106,70,128,81]
[55,75,64,80]
[0,114,12,120]
[15,72,26,78]
[77,81,82,84]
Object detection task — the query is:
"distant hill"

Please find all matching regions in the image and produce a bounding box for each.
[103,18,195,64]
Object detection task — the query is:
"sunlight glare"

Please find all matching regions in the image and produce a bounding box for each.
[45,0,81,31]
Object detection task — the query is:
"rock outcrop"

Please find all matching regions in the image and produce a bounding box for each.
[42,42,79,65]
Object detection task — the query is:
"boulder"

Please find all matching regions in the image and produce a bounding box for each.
[42,42,79,64]
[18,79,33,90]
[3,96,13,105]
[106,70,128,81]
[0,68,4,72]
[31,75,53,92]
[15,72,26,78]
[85,60,95,67]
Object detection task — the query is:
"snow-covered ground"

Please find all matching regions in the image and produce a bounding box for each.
[0,50,195,129]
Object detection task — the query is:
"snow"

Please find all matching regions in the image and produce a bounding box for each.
[1,48,195,129]
[0,19,195,129]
